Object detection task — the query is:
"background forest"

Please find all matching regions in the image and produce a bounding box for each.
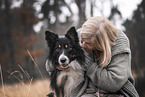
[0,0,145,97]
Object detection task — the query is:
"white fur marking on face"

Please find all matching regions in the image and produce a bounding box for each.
[59,35,65,38]
[58,51,69,68]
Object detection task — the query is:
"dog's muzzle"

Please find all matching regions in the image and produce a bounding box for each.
[58,54,69,68]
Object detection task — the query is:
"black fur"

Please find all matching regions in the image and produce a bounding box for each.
[45,26,85,97]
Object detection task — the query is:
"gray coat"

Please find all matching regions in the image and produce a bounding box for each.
[79,31,139,97]
[46,31,139,97]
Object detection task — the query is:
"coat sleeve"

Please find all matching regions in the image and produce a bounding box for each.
[86,31,132,92]
[87,53,130,92]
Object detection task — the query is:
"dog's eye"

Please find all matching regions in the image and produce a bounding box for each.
[58,45,61,48]
[65,45,72,50]
[55,45,61,50]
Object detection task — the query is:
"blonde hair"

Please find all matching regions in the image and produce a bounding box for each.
[81,16,119,68]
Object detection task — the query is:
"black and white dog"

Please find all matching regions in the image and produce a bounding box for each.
[45,27,85,97]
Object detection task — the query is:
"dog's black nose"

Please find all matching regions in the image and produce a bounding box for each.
[60,58,66,63]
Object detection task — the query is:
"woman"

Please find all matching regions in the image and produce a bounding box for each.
[79,16,139,97]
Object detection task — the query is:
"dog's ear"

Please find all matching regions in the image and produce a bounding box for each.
[65,26,79,43]
[45,31,58,46]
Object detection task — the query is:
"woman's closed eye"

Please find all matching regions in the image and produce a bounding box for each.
[87,43,93,46]
[81,40,93,46]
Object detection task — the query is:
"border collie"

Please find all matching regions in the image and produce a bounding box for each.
[45,27,85,97]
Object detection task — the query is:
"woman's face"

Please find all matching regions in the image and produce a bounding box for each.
[81,38,96,52]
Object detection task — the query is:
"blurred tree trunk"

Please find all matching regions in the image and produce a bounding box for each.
[75,0,86,27]
[90,0,94,17]
[0,0,14,78]
[5,0,14,65]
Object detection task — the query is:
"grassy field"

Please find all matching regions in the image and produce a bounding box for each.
[0,79,51,97]
[0,51,52,97]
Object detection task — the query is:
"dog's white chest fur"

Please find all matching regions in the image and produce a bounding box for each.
[57,60,84,97]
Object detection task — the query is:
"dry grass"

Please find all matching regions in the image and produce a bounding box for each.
[0,79,51,97]
[0,50,52,97]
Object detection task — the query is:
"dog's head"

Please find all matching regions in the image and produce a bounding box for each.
[45,26,85,69]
